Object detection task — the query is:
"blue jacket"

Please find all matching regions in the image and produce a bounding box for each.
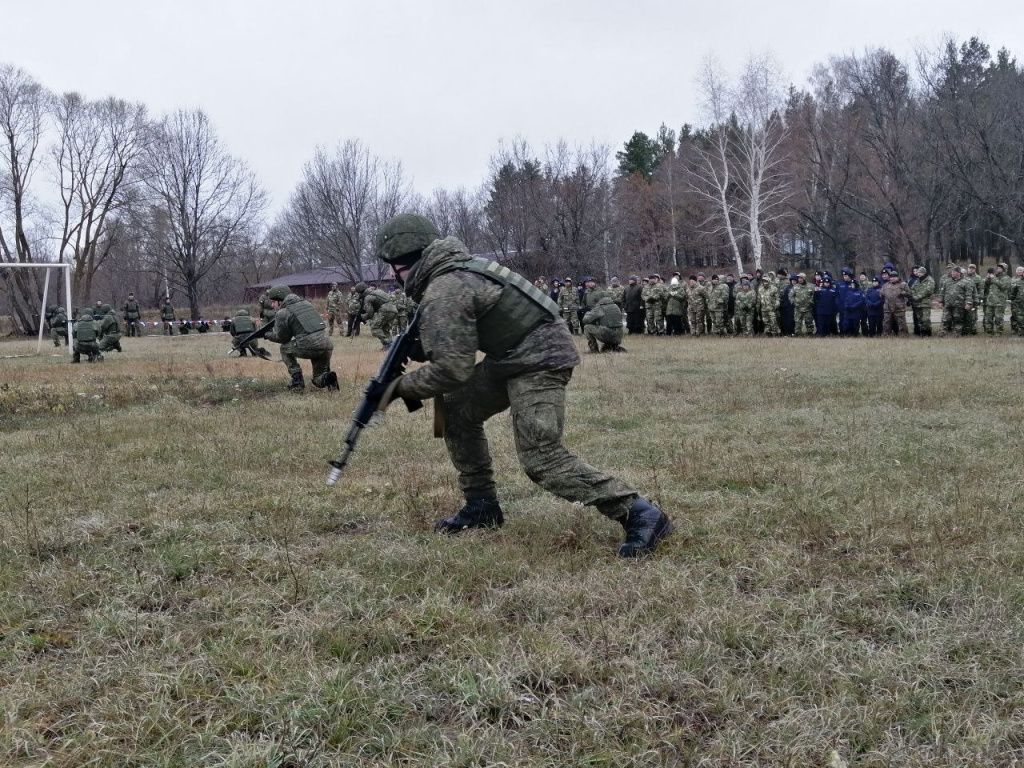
[865,287,884,315]
[815,287,839,316]
[843,287,866,316]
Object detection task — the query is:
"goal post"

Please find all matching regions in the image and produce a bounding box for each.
[1,262,73,355]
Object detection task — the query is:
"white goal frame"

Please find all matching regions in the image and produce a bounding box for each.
[2,262,73,355]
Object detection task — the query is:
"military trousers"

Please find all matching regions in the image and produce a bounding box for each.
[911,304,931,336]
[983,303,1006,334]
[561,310,580,334]
[793,308,814,336]
[125,319,141,337]
[735,308,755,335]
[583,324,624,352]
[326,309,341,336]
[442,362,637,520]
[98,334,122,352]
[1011,302,1024,335]
[50,327,68,346]
[687,307,706,336]
[882,308,908,335]
[761,307,781,335]
[708,309,727,335]
[368,309,397,346]
[280,332,334,386]
[162,321,175,336]
[644,306,664,334]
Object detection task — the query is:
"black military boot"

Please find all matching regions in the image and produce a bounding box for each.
[288,372,305,390]
[72,352,81,363]
[435,498,504,534]
[618,497,672,558]
[115,341,123,352]
[321,371,339,390]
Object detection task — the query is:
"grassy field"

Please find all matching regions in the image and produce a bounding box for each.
[2,329,1023,767]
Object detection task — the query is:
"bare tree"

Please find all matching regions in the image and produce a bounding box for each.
[279,139,410,282]
[0,64,47,331]
[691,54,792,274]
[52,92,149,300]
[142,109,266,319]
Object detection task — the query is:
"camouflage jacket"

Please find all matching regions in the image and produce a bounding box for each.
[607,285,625,307]
[706,283,730,311]
[880,281,911,310]
[361,288,396,320]
[326,289,344,312]
[267,294,327,344]
[346,291,362,314]
[685,283,707,310]
[946,278,977,309]
[757,277,780,309]
[160,304,175,321]
[734,288,757,311]
[99,312,121,338]
[665,285,687,316]
[643,283,668,307]
[1010,277,1024,305]
[395,237,579,401]
[909,275,935,307]
[557,286,580,312]
[983,274,1011,306]
[790,284,814,310]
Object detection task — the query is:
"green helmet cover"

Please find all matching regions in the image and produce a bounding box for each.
[376,214,440,264]
[267,285,290,301]
[355,282,368,293]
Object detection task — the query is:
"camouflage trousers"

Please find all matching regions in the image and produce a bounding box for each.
[125,320,141,337]
[911,304,932,336]
[561,310,580,334]
[162,321,175,335]
[50,327,67,346]
[442,362,638,520]
[645,305,664,334]
[735,307,755,335]
[708,309,727,335]
[98,334,122,352]
[326,309,342,336]
[687,307,706,336]
[882,308,908,335]
[1012,302,1024,335]
[946,306,971,335]
[73,340,99,360]
[964,306,979,335]
[280,331,334,386]
[396,313,410,333]
[583,324,623,352]
[983,303,1006,334]
[761,307,781,335]
[368,309,397,346]
[793,308,814,336]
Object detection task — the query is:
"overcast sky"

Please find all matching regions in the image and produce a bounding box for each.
[4,0,1022,214]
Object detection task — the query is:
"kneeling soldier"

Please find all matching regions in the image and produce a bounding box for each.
[582,295,626,352]
[265,285,338,390]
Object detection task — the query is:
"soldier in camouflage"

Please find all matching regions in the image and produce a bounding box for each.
[706,274,730,335]
[982,264,1011,335]
[557,278,581,334]
[685,276,708,336]
[665,280,687,335]
[791,274,815,336]
[1011,266,1024,336]
[394,288,414,333]
[72,308,101,363]
[258,289,277,324]
[375,213,671,558]
[965,264,982,335]
[97,305,123,353]
[123,292,142,337]
[758,273,781,336]
[945,267,977,335]
[643,274,667,334]
[326,283,344,336]
[909,266,935,336]
[265,285,339,390]
[345,288,362,337]
[49,305,69,347]
[582,295,626,353]
[734,279,757,335]
[607,276,625,308]
[228,308,270,358]
[160,298,176,335]
[357,282,399,348]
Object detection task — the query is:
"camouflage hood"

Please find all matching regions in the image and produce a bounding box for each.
[403,236,472,303]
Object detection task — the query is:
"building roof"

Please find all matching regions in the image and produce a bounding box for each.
[249,267,353,290]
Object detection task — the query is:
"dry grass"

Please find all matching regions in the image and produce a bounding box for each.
[2,330,1024,767]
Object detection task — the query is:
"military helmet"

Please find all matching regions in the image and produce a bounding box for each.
[376,213,440,265]
[235,308,249,316]
[354,282,368,293]
[101,304,112,314]
[267,285,290,301]
[330,282,338,289]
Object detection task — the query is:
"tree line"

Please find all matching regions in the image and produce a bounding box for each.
[2,36,1022,332]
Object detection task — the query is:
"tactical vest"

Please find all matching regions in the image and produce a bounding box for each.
[434,258,560,357]
[75,320,96,343]
[232,314,255,334]
[367,288,395,312]
[124,300,140,319]
[290,298,326,334]
[599,301,623,329]
[161,305,175,320]
[103,314,121,336]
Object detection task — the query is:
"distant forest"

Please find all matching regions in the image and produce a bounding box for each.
[2,37,1022,328]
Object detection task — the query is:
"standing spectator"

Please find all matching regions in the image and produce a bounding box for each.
[160,297,176,335]
[946,266,977,335]
[865,277,884,336]
[982,263,1011,335]
[686,275,708,337]
[622,276,645,334]
[814,277,839,336]
[836,268,855,334]
[909,266,935,336]
[1010,266,1024,336]
[965,264,983,335]
[841,280,866,336]
[791,274,815,336]
[880,272,911,336]
[665,280,686,336]
[779,272,796,336]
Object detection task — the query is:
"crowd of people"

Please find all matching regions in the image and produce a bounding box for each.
[535,262,1024,341]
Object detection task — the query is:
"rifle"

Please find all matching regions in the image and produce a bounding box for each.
[326,311,424,486]
[227,319,275,359]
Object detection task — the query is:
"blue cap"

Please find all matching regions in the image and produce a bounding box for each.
[842,267,853,276]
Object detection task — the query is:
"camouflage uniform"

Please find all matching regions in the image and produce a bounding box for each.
[258,290,277,324]
[665,284,687,335]
[945,272,977,335]
[346,289,362,336]
[123,295,142,337]
[965,267,983,335]
[394,289,414,333]
[228,308,268,357]
[267,293,335,387]
[938,266,958,334]
[557,282,581,334]
[395,237,640,520]
[706,278,730,335]
[326,286,344,336]
[97,305,123,353]
[791,281,815,336]
[733,283,757,335]
[685,280,708,336]
[982,267,1011,334]
[160,301,176,335]
[607,280,625,308]
[757,275,781,335]
[909,270,935,336]
[72,311,101,363]
[1010,270,1024,335]
[643,279,667,334]
[49,306,69,346]
[582,296,625,352]
[361,287,398,347]
[880,278,911,335]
